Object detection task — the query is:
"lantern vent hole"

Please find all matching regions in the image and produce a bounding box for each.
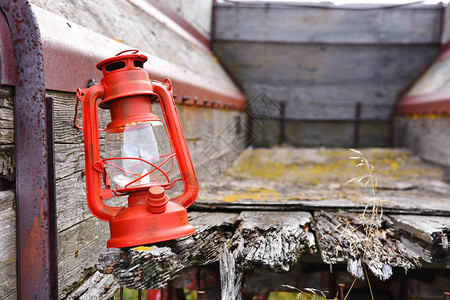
[105,61,126,72]
[133,60,144,68]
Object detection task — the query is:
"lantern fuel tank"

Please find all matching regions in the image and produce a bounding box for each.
[75,50,199,248]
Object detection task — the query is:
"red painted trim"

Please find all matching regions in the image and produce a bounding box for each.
[397,42,450,116]
[396,89,450,115]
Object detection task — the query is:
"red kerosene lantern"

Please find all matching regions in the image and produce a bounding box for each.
[75,50,199,248]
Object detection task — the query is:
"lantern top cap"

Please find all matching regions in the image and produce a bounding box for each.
[96,49,148,72]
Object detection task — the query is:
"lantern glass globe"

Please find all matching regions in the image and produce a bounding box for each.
[105,120,176,191]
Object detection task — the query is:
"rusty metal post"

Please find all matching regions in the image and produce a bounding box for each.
[197,267,205,300]
[0,0,58,298]
[338,283,345,300]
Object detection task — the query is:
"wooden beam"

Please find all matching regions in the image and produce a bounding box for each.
[313,211,422,281]
[98,212,239,290]
[230,211,315,272]
[97,211,316,290]
[214,4,442,44]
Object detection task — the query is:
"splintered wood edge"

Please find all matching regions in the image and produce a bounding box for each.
[97,211,316,289]
[97,211,448,289]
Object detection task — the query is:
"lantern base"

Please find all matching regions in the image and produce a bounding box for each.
[107,201,195,248]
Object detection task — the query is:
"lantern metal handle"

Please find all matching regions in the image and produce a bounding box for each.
[76,85,124,221]
[153,80,199,208]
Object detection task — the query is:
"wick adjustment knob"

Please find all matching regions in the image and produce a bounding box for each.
[146,186,168,214]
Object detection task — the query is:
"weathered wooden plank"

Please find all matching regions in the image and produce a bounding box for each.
[214,43,438,85]
[390,215,450,244]
[56,171,91,232]
[214,4,442,44]
[64,271,119,300]
[56,171,127,232]
[0,145,14,181]
[388,215,450,263]
[0,106,13,129]
[249,119,389,148]
[313,212,421,281]
[0,190,16,300]
[395,117,450,168]
[0,103,14,144]
[97,211,316,290]
[58,216,111,299]
[0,87,14,147]
[164,0,212,38]
[97,212,239,290]
[230,211,315,272]
[0,87,14,107]
[50,91,110,144]
[193,198,450,216]
[54,143,85,180]
[245,83,400,121]
[195,148,450,214]
[219,245,242,300]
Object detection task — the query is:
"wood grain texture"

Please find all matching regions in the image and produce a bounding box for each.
[388,215,450,263]
[97,210,316,290]
[214,43,438,85]
[58,217,111,299]
[64,271,119,300]
[245,83,402,121]
[214,4,442,44]
[0,145,14,181]
[98,212,239,290]
[30,0,236,90]
[395,116,450,168]
[230,211,315,272]
[0,88,14,146]
[164,0,213,38]
[219,245,242,300]
[249,119,390,148]
[213,42,438,124]
[50,91,110,144]
[0,191,16,300]
[313,212,421,281]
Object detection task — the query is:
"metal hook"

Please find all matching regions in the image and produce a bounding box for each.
[163,78,173,92]
[74,89,84,130]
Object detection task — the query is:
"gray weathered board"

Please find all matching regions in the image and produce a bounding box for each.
[195,148,450,215]
[213,43,439,121]
[97,211,316,290]
[98,210,449,290]
[212,4,440,148]
[214,3,442,44]
[395,117,450,169]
